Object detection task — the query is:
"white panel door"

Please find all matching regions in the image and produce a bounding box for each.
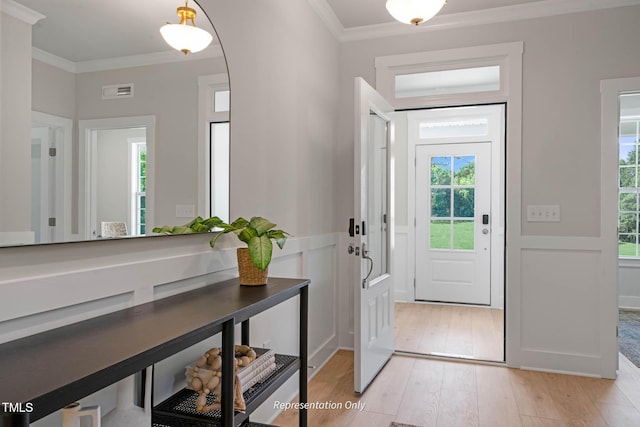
[415,142,491,304]
[354,77,395,393]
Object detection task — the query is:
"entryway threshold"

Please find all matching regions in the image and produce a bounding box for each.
[394,349,506,367]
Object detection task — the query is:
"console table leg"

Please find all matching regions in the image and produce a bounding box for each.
[241,319,250,345]
[299,285,308,427]
[222,318,235,427]
[0,412,28,427]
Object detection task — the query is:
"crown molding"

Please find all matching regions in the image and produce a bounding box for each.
[1,0,44,25]
[311,0,640,42]
[307,0,344,40]
[32,48,77,73]
[32,45,225,74]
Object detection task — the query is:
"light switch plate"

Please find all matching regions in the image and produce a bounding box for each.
[175,204,195,218]
[526,205,560,222]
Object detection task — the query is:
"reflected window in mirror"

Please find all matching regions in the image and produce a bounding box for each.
[199,74,230,223]
[130,139,147,236]
[0,0,230,247]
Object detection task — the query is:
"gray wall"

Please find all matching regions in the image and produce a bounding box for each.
[204,0,341,235]
[1,0,342,424]
[336,5,640,373]
[337,6,640,238]
[0,13,32,235]
[3,2,640,425]
[32,56,227,228]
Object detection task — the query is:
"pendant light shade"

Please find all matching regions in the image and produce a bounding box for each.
[160,1,213,55]
[385,0,446,26]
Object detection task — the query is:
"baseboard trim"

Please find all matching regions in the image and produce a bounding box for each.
[619,296,640,310]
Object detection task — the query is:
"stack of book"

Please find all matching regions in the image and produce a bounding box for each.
[185,347,277,394]
[237,348,276,393]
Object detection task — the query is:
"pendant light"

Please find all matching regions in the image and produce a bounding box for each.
[386,0,447,26]
[160,0,213,55]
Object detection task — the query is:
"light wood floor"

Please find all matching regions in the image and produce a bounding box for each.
[395,302,504,361]
[273,350,640,427]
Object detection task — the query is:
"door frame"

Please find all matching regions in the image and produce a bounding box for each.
[407,105,506,308]
[375,42,523,368]
[31,111,73,243]
[600,76,640,377]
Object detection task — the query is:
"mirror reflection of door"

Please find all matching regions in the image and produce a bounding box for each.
[95,129,146,239]
[79,116,155,240]
[0,0,229,247]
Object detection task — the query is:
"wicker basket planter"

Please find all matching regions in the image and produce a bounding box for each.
[237,248,268,286]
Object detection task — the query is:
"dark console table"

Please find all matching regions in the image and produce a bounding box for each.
[0,277,309,427]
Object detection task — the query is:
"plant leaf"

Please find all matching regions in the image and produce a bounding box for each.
[231,217,249,229]
[152,225,173,234]
[266,230,288,249]
[250,217,276,236]
[236,227,257,244]
[202,216,224,228]
[185,216,204,227]
[209,231,224,248]
[248,235,273,270]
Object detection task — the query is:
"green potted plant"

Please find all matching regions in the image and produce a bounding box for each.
[153,216,289,286]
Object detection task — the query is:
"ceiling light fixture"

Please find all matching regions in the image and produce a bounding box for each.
[160,0,213,55]
[386,0,447,26]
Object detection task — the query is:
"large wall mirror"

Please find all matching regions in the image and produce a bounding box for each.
[0,0,229,246]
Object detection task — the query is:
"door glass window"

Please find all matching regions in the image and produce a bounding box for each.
[210,122,230,222]
[367,111,389,278]
[420,118,489,139]
[429,155,476,251]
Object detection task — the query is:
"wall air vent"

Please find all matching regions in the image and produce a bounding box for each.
[102,84,134,100]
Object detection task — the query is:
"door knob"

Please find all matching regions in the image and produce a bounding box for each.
[482,228,489,234]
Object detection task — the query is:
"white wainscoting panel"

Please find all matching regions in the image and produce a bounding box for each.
[515,236,617,377]
[2,233,341,426]
[619,262,640,309]
[393,227,411,302]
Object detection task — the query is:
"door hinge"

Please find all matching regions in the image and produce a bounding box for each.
[49,147,57,157]
[48,217,56,227]
[413,277,416,290]
[616,326,619,337]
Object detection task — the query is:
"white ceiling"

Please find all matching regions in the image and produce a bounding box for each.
[10,0,640,64]
[326,0,542,28]
[14,0,217,63]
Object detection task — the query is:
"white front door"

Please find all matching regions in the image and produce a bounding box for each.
[353,77,395,393]
[415,143,492,304]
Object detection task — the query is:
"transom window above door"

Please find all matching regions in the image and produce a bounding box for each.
[420,117,489,139]
[375,42,522,109]
[396,65,500,99]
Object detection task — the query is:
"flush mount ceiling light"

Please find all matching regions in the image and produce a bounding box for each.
[160,0,213,55]
[386,0,447,26]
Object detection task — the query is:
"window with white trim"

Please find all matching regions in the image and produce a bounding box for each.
[619,93,640,257]
[199,74,229,223]
[130,140,146,236]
